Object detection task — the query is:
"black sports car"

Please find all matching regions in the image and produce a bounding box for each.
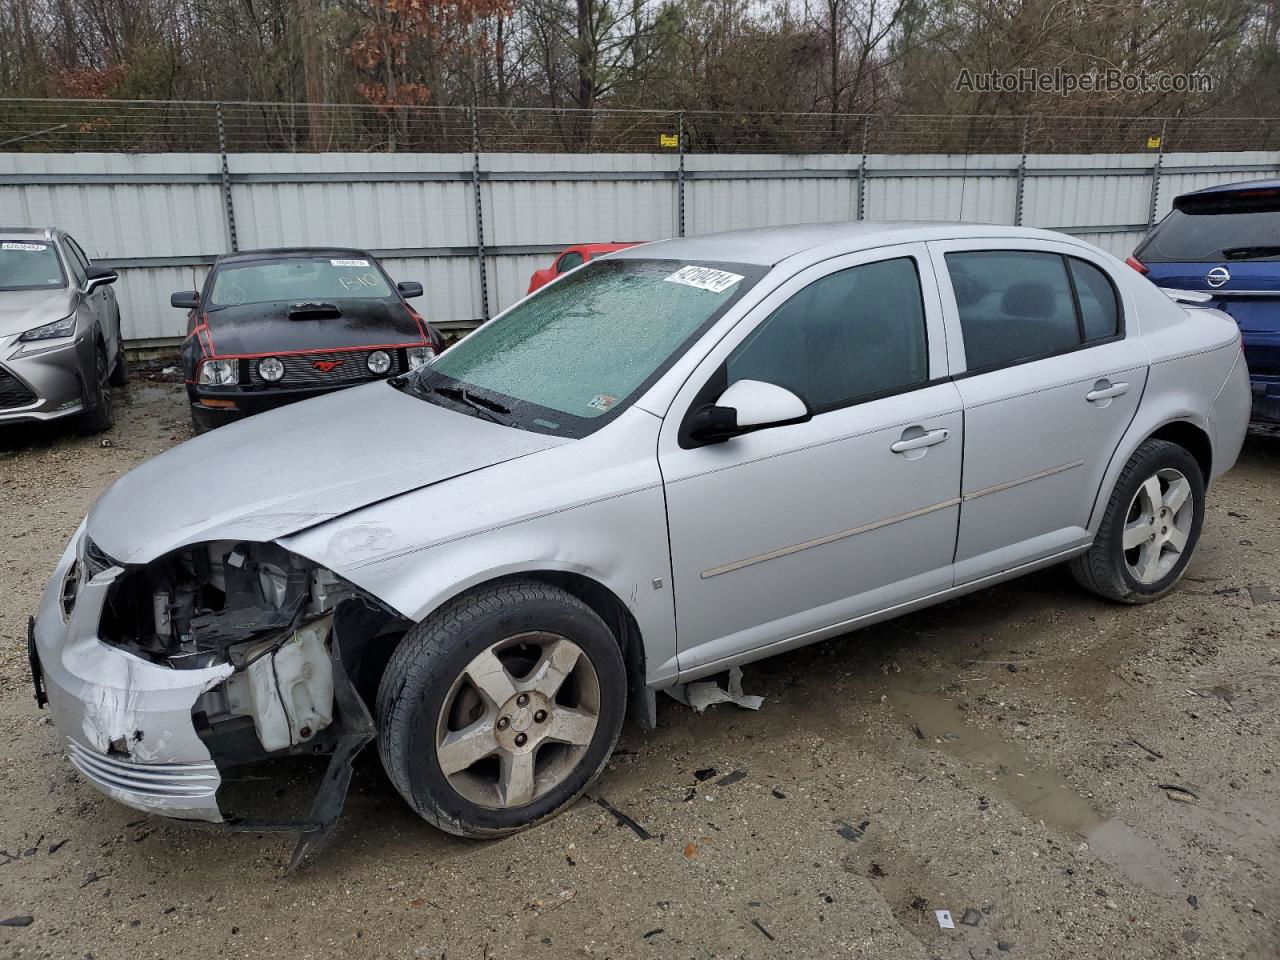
[173,247,444,431]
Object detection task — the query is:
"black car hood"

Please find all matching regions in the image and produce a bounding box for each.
[202,299,424,356]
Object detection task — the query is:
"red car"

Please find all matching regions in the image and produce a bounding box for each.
[527,242,639,293]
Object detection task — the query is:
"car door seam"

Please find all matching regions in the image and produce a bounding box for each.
[700,497,963,579]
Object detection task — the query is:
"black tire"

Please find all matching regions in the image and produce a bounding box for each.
[77,343,115,435]
[108,327,129,387]
[375,579,626,838]
[1070,439,1205,603]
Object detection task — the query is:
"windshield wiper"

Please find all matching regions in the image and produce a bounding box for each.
[432,385,514,426]
[1221,245,1280,261]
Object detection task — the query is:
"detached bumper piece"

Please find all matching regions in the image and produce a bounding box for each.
[27,617,47,708]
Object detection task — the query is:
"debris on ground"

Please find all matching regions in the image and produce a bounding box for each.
[666,666,764,713]
[1158,783,1200,800]
[960,907,982,926]
[693,768,717,782]
[750,918,775,941]
[1,916,34,927]
[935,909,955,929]
[835,819,870,841]
[716,770,747,786]
[592,796,653,840]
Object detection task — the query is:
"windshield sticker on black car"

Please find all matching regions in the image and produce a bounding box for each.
[331,258,370,267]
[338,273,382,292]
[588,393,617,412]
[2,242,47,251]
[664,265,744,294]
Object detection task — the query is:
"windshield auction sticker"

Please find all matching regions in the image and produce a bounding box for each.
[2,242,47,251]
[664,265,744,294]
[330,258,369,267]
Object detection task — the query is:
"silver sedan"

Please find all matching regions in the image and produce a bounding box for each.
[31,223,1249,856]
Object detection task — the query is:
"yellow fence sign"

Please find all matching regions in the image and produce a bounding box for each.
[659,133,679,149]
[1146,136,1162,150]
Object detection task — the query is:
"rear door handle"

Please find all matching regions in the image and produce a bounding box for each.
[891,428,950,454]
[1086,380,1130,402]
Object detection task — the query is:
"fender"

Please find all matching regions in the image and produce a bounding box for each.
[279,410,679,688]
[1086,343,1240,534]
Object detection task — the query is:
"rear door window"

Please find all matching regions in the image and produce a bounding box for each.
[946,252,1123,371]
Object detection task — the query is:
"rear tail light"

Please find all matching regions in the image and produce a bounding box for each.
[1125,255,1148,275]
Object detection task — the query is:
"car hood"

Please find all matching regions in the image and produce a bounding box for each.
[203,299,423,356]
[86,381,571,565]
[0,287,76,338]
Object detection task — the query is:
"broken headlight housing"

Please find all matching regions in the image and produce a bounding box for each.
[98,541,398,759]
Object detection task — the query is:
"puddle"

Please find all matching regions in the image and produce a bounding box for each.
[889,689,1185,897]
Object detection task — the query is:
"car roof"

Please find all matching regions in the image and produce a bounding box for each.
[570,242,638,254]
[610,221,1077,267]
[1175,177,1280,200]
[216,247,374,265]
[0,226,61,243]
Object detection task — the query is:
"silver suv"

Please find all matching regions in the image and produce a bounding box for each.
[0,227,125,432]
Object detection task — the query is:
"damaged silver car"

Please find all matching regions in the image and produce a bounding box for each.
[30,223,1250,861]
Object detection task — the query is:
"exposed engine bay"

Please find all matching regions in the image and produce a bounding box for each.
[95,539,405,867]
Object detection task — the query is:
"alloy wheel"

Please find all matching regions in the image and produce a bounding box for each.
[1122,467,1194,584]
[435,632,601,809]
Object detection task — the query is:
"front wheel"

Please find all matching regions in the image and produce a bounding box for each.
[77,343,115,435]
[375,580,627,837]
[1070,439,1204,603]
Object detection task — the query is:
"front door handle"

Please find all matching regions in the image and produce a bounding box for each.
[1086,380,1130,402]
[891,428,950,455]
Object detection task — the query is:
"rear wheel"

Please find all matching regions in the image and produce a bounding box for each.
[78,342,115,435]
[1070,439,1204,603]
[375,580,626,837]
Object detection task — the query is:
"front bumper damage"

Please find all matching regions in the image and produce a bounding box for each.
[31,531,382,869]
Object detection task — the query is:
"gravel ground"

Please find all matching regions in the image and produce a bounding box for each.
[1,382,1278,960]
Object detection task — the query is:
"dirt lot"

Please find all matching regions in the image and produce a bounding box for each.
[1,382,1278,960]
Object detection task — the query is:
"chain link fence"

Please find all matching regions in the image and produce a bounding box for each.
[3,98,1280,155]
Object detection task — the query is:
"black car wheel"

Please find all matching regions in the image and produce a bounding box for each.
[376,579,627,838]
[1069,439,1204,603]
[108,317,129,387]
[78,342,115,435]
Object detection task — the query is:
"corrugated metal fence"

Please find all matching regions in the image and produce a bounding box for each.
[3,148,1278,344]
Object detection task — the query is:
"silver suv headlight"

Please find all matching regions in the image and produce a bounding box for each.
[19,312,77,342]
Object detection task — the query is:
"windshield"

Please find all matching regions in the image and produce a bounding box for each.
[1138,208,1280,263]
[0,241,66,290]
[419,257,763,437]
[209,256,393,307]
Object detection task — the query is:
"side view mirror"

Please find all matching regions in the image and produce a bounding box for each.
[687,379,810,444]
[397,281,424,299]
[84,265,118,292]
[171,290,200,309]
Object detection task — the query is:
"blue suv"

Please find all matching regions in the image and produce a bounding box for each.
[1130,179,1280,426]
